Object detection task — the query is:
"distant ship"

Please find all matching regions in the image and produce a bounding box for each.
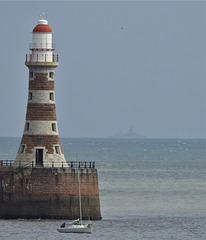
[110,127,146,139]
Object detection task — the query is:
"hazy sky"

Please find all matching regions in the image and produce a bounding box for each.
[0,1,205,138]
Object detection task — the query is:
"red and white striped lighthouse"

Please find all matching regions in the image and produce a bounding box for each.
[15,14,67,167]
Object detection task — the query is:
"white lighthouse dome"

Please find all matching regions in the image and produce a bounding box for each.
[38,19,48,25]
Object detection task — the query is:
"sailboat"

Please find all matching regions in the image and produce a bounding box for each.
[57,169,92,234]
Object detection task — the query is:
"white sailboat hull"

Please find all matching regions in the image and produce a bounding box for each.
[57,224,92,233]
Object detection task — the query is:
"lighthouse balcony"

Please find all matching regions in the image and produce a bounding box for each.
[25,54,59,66]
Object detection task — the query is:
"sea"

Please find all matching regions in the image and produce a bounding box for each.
[0,137,205,240]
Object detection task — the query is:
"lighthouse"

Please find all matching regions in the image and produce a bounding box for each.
[14,14,67,167]
[0,15,101,220]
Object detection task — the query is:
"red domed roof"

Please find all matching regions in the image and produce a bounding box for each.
[33,24,53,33]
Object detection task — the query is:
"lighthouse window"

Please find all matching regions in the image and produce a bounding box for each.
[25,123,30,131]
[29,71,34,78]
[19,145,25,153]
[52,123,56,132]
[50,92,54,101]
[29,92,32,100]
[55,146,60,154]
[20,179,23,188]
[49,72,54,79]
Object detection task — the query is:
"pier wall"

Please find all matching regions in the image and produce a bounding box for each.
[0,167,101,220]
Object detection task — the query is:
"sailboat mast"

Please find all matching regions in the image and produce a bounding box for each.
[78,169,82,224]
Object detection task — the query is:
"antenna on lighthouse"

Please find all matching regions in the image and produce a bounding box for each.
[40,12,46,19]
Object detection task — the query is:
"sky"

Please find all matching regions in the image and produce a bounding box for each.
[0,0,205,138]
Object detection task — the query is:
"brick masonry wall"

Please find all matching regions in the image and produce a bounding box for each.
[26,103,56,120]
[20,135,63,154]
[0,168,101,220]
[29,73,54,90]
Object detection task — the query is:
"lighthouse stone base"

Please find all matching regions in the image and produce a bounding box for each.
[0,167,101,220]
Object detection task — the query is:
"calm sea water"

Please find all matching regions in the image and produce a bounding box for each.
[0,137,205,239]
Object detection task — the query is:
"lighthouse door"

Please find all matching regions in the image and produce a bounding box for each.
[36,149,43,166]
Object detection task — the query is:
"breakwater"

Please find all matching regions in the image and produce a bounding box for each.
[0,162,101,220]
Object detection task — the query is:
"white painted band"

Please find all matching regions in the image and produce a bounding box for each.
[28,90,55,104]
[24,120,59,135]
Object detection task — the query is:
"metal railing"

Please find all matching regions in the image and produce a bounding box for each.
[25,54,58,63]
[0,160,13,167]
[0,160,95,169]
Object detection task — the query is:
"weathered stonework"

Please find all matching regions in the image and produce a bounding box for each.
[0,167,101,220]
[28,90,55,104]
[26,103,57,120]
[23,121,59,135]
[19,135,63,154]
[29,74,55,90]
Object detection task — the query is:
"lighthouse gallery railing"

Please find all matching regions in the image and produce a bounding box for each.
[0,160,95,169]
[26,54,58,63]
